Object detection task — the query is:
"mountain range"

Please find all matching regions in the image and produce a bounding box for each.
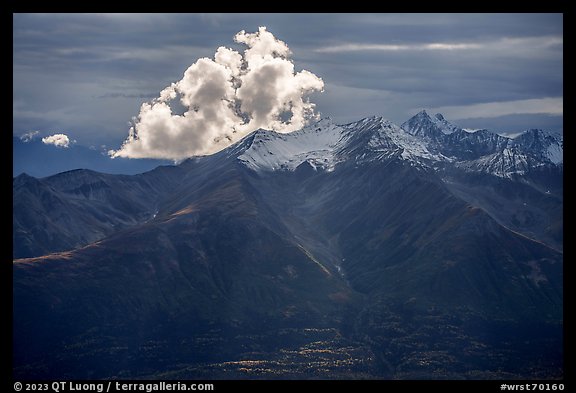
[13,136,170,178]
[13,110,563,379]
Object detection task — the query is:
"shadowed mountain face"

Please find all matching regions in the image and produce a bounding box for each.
[13,114,563,380]
[13,166,186,258]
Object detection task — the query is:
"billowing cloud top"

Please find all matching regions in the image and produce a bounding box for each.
[110,27,324,160]
[42,133,70,148]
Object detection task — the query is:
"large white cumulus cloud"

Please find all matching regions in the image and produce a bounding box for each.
[110,27,324,160]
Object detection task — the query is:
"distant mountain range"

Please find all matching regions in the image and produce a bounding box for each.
[13,136,170,178]
[13,111,563,379]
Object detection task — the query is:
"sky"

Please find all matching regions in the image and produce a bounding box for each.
[13,13,563,162]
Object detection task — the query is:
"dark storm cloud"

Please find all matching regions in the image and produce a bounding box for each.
[457,114,564,137]
[13,13,563,150]
[96,92,158,99]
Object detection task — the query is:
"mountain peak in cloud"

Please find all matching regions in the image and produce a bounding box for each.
[109,27,324,161]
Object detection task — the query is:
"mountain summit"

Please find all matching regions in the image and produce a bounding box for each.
[236,116,447,173]
[13,112,563,379]
[402,109,462,139]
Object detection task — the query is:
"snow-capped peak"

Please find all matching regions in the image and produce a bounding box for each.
[512,129,563,165]
[232,112,562,175]
[236,115,447,173]
[341,116,447,164]
[237,118,345,172]
[402,110,461,139]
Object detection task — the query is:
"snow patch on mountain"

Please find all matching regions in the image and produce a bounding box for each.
[351,117,449,163]
[457,147,533,178]
[430,113,460,134]
[511,129,563,165]
[545,143,563,165]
